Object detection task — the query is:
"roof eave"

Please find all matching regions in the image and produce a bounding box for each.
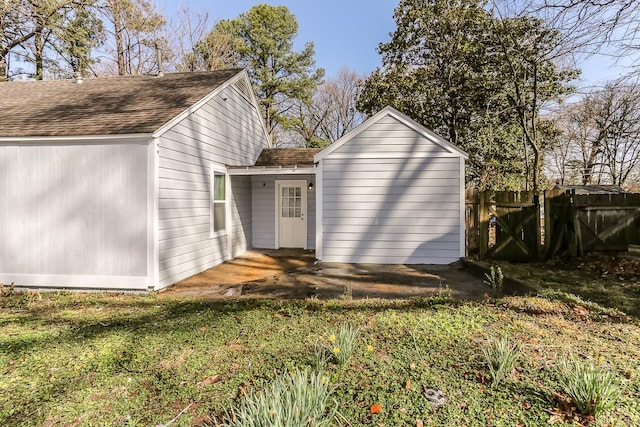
[227,165,317,175]
[0,133,153,144]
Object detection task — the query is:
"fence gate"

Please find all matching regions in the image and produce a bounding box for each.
[479,191,541,261]
[546,191,640,257]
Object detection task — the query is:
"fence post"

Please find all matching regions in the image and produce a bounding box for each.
[479,190,489,258]
[544,190,551,259]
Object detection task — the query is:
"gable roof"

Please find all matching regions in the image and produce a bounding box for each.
[254,148,322,167]
[314,106,469,161]
[0,69,244,138]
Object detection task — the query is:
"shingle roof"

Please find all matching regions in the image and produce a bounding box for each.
[254,148,322,166]
[0,69,243,137]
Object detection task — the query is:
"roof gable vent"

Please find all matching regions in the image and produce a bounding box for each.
[233,77,253,102]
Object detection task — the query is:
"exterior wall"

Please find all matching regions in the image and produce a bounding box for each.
[251,175,316,249]
[231,176,252,258]
[0,141,148,289]
[320,115,463,264]
[157,83,268,287]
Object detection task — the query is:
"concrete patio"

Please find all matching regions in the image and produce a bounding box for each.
[160,249,487,300]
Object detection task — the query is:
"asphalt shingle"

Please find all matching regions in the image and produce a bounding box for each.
[0,69,243,137]
[253,148,322,167]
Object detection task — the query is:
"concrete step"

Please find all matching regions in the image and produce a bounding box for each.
[629,244,640,255]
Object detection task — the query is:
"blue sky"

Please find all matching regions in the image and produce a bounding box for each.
[156,0,396,78]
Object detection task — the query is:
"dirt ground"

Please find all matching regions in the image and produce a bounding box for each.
[160,249,487,300]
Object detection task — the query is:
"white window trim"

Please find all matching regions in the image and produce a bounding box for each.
[210,165,229,238]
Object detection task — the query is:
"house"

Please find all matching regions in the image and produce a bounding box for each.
[553,184,627,195]
[0,70,468,291]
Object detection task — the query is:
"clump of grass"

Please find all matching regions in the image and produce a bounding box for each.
[556,356,620,417]
[330,323,360,366]
[314,323,361,368]
[0,282,15,297]
[481,336,522,387]
[221,369,338,426]
[484,266,504,296]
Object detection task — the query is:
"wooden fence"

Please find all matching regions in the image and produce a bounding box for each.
[468,190,640,261]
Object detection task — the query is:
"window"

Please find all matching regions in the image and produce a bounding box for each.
[281,186,302,218]
[212,170,226,233]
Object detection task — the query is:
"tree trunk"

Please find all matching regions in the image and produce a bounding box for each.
[34,33,44,80]
[0,54,7,81]
[109,0,126,75]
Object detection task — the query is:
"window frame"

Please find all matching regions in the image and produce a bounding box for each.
[210,166,228,237]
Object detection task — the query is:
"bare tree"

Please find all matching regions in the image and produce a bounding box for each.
[525,0,640,75]
[93,0,166,76]
[547,78,640,188]
[163,4,210,72]
[287,68,364,148]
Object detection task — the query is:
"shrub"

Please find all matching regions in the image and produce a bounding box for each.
[481,336,521,387]
[483,266,504,295]
[222,369,338,426]
[556,357,620,417]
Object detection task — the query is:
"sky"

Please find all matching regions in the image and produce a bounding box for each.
[155,0,395,78]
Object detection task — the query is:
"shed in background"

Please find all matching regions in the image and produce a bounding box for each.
[314,106,468,264]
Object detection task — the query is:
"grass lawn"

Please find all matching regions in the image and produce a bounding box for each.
[1,288,640,426]
[474,253,640,318]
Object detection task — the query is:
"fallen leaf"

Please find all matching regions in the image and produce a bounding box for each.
[200,327,207,332]
[404,379,412,391]
[416,420,424,427]
[370,403,383,414]
[523,401,531,410]
[574,305,589,316]
[476,372,488,385]
[198,374,221,387]
[397,407,407,413]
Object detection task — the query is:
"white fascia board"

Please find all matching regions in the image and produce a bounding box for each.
[227,166,317,176]
[325,153,462,160]
[314,106,469,161]
[151,69,247,138]
[0,134,152,144]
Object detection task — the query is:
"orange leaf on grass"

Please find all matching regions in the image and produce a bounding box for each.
[370,403,383,414]
[404,379,412,390]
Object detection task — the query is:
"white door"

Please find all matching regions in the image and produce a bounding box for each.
[278,181,307,248]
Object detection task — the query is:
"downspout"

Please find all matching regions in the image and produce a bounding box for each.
[147,137,160,290]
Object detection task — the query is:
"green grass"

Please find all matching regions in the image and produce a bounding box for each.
[475,255,640,318]
[1,291,640,426]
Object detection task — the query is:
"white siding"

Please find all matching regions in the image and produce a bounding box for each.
[331,115,451,157]
[251,175,315,249]
[231,176,252,258]
[157,84,268,287]
[0,142,148,288]
[320,116,463,264]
